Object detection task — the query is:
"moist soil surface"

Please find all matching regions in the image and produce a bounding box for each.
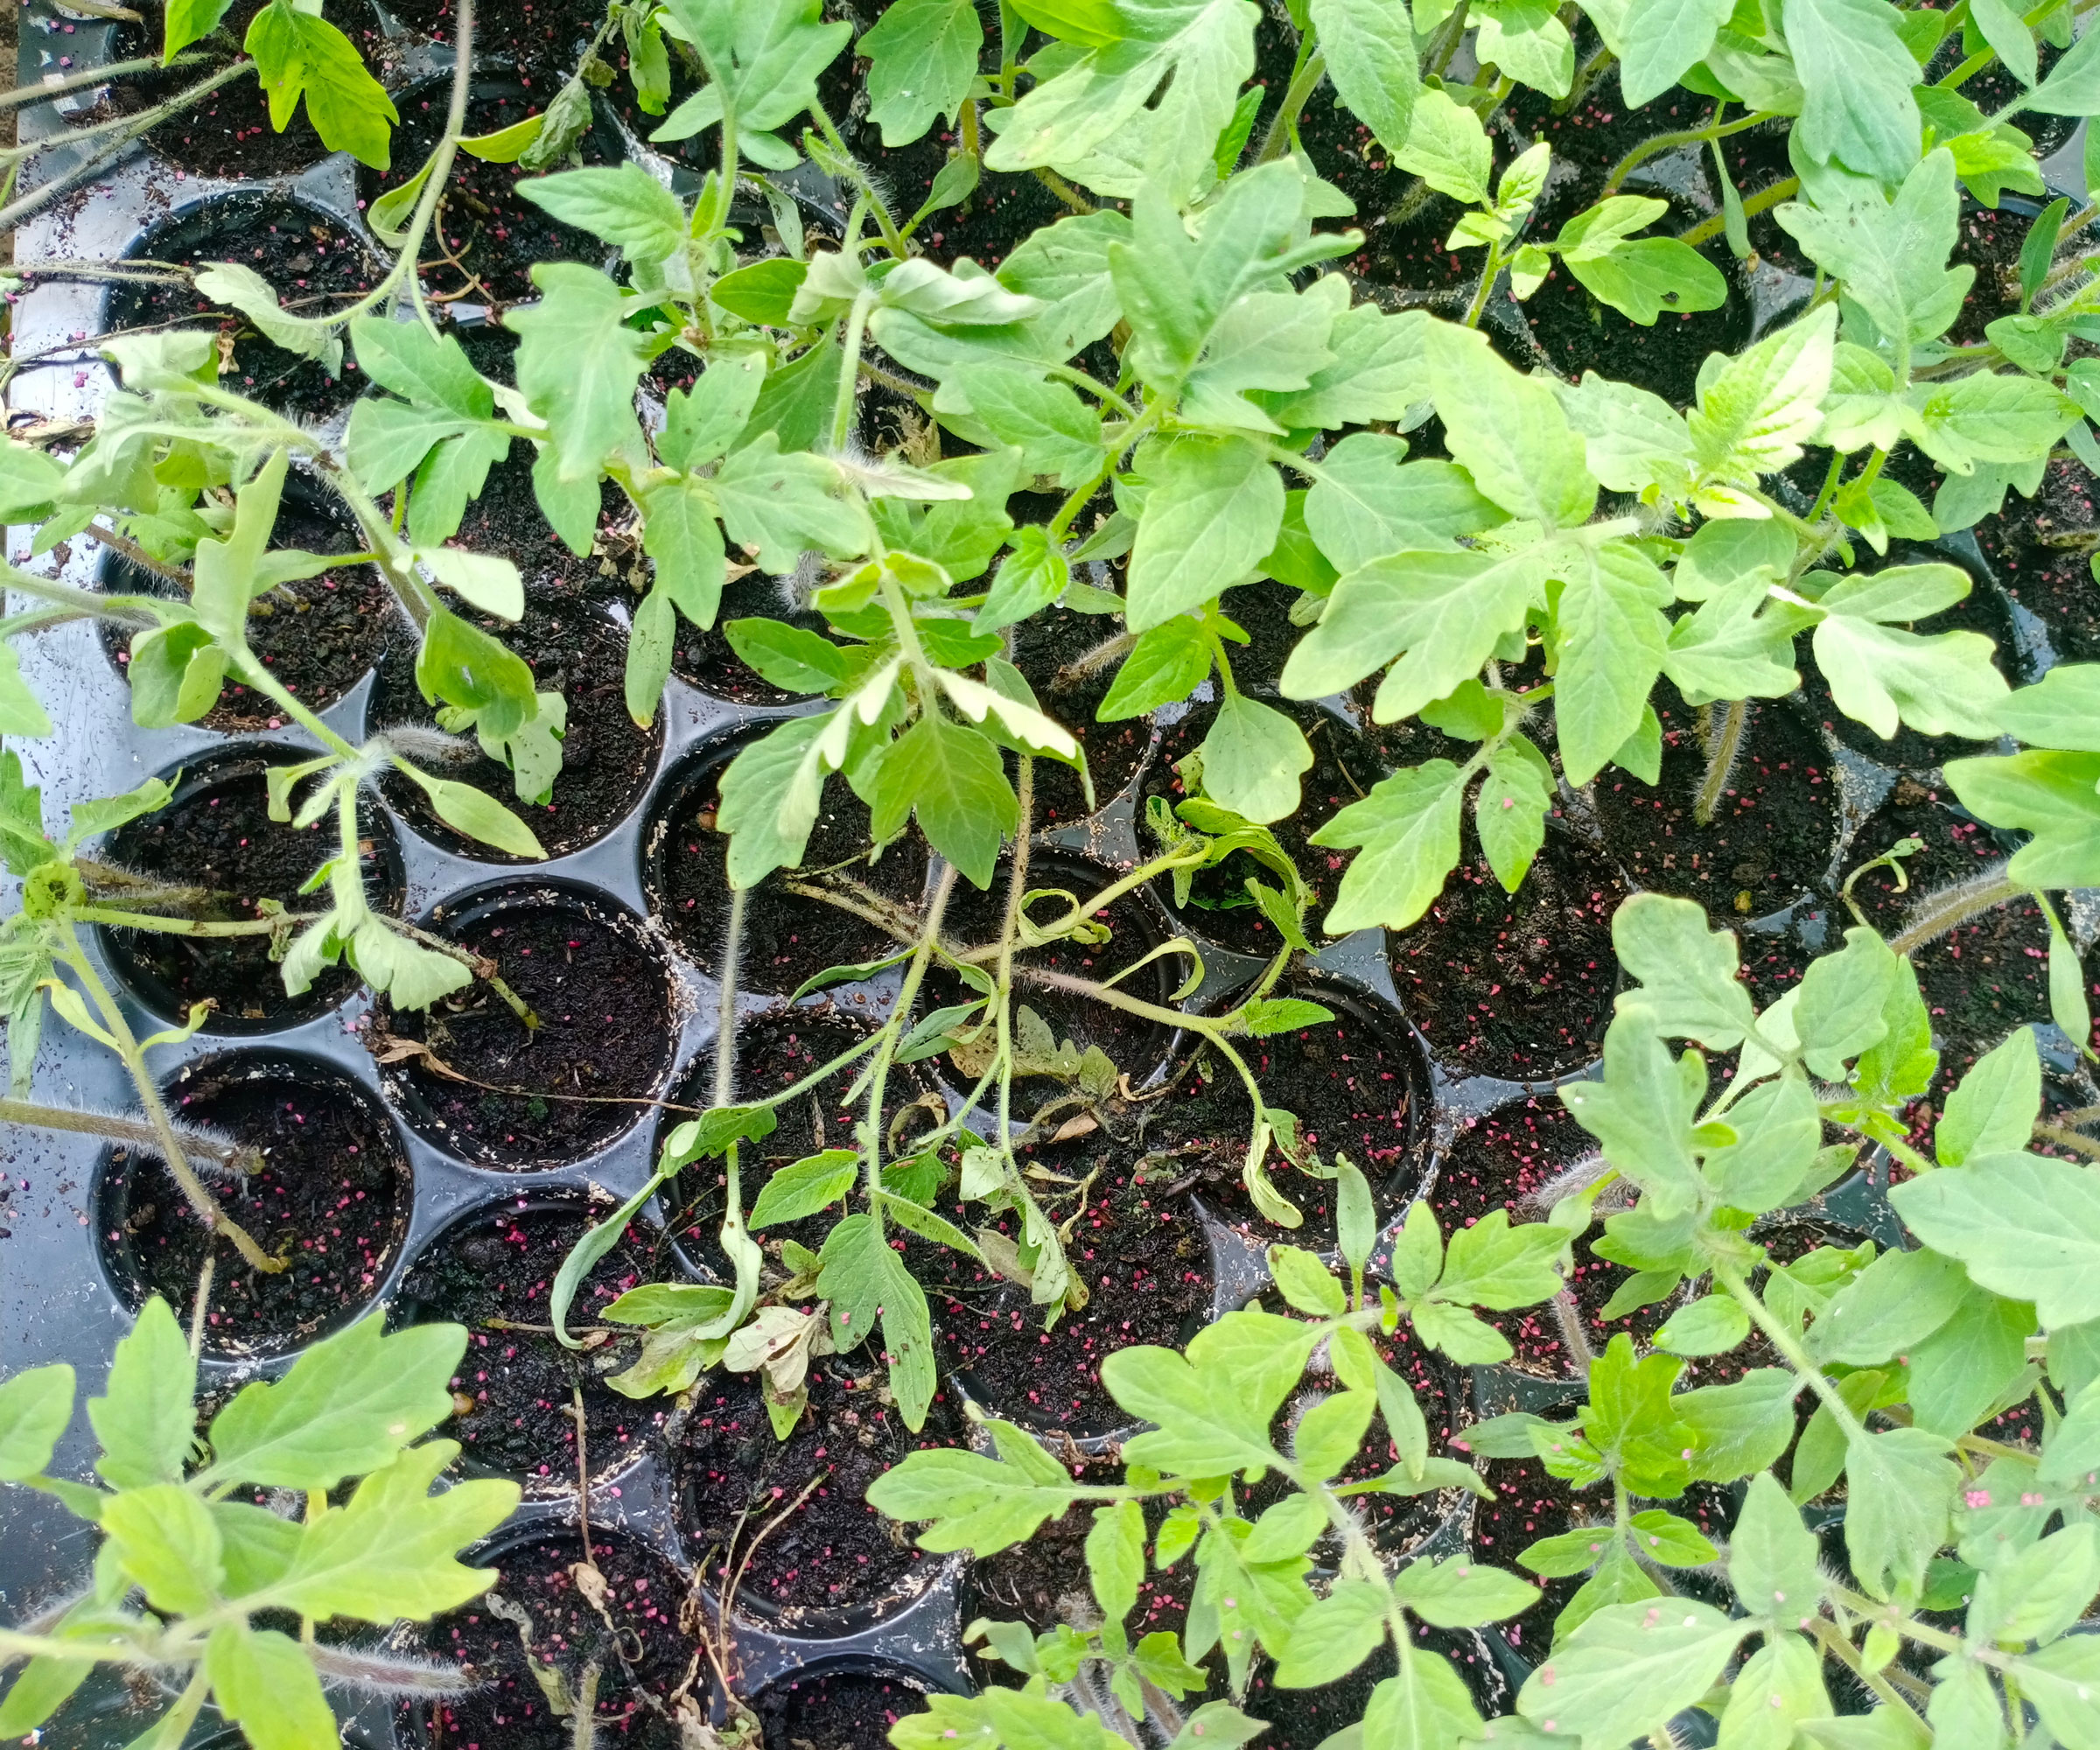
[362,83,622,308]
[97,1056,412,1357]
[1591,687,1838,927]
[756,1669,937,1750]
[408,1527,694,1750]
[1139,695,1394,957]
[1389,822,1628,1082]
[102,1,344,181]
[670,1364,962,1623]
[369,599,661,861]
[380,0,606,88]
[1236,1635,1516,1749]
[1430,1100,1680,1374]
[930,1166,1211,1435]
[393,1200,672,1493]
[1129,978,1430,1247]
[1975,457,2100,665]
[375,895,676,1168]
[100,750,404,1030]
[1007,600,1152,826]
[1468,1450,1598,1648]
[644,735,928,997]
[102,489,394,732]
[107,199,375,418]
[1844,780,2052,1070]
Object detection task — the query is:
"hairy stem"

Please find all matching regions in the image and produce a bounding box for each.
[1886,870,2020,957]
[0,1096,252,1172]
[1694,700,1746,828]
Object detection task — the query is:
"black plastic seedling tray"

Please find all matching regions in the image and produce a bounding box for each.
[4,2,2099,1745]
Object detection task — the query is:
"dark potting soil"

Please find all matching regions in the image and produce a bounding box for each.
[392,1200,672,1492]
[1139,695,1396,957]
[101,2,346,181]
[844,108,1069,273]
[1131,981,1430,1246]
[1590,685,1838,924]
[410,1528,695,1750]
[1519,178,1747,403]
[652,1006,937,1278]
[369,600,662,861]
[1975,458,2100,665]
[375,896,676,1168]
[671,1365,962,1622]
[1390,822,1628,1081]
[931,850,1180,1111]
[1009,601,1150,826]
[102,494,393,732]
[1430,1100,1679,1374]
[100,750,404,1030]
[382,0,613,87]
[757,1669,936,1750]
[96,1055,412,1357]
[644,737,929,997]
[106,200,374,418]
[932,1168,1211,1434]
[1797,559,2020,770]
[965,1492,1148,1639]
[1949,202,2036,346]
[1845,780,2052,1068]
[360,83,622,308]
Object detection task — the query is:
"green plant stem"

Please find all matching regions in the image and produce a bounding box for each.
[1256,43,1326,165]
[1680,176,1796,248]
[0,56,248,201]
[812,99,908,258]
[73,906,293,937]
[831,290,876,453]
[1714,1257,1864,1438]
[953,844,1208,964]
[0,1096,249,1170]
[1605,106,1775,194]
[0,53,206,110]
[1805,451,1847,526]
[1463,239,1504,330]
[1886,872,2021,957]
[52,925,282,1275]
[1808,1619,1931,1724]
[863,863,961,1213]
[995,754,1034,1162]
[1031,166,1096,214]
[1694,700,1746,827]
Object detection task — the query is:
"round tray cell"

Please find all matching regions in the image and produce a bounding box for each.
[934,1169,1213,1438]
[368,598,663,863]
[98,470,396,732]
[670,1362,964,1632]
[1799,556,2023,771]
[1006,600,1153,828]
[102,192,379,419]
[1138,691,1392,961]
[374,881,677,1169]
[642,728,929,998]
[389,1194,677,1494]
[1977,457,2100,666]
[359,78,626,308]
[753,1664,943,1750]
[1844,782,2053,1073]
[1130,973,1432,1247]
[402,1523,698,1750]
[95,1050,413,1359]
[1592,686,1838,926]
[927,847,1181,1118]
[1428,1098,1678,1378]
[100,1,382,181]
[1389,816,1628,1082]
[94,744,406,1032]
[651,1006,937,1280]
